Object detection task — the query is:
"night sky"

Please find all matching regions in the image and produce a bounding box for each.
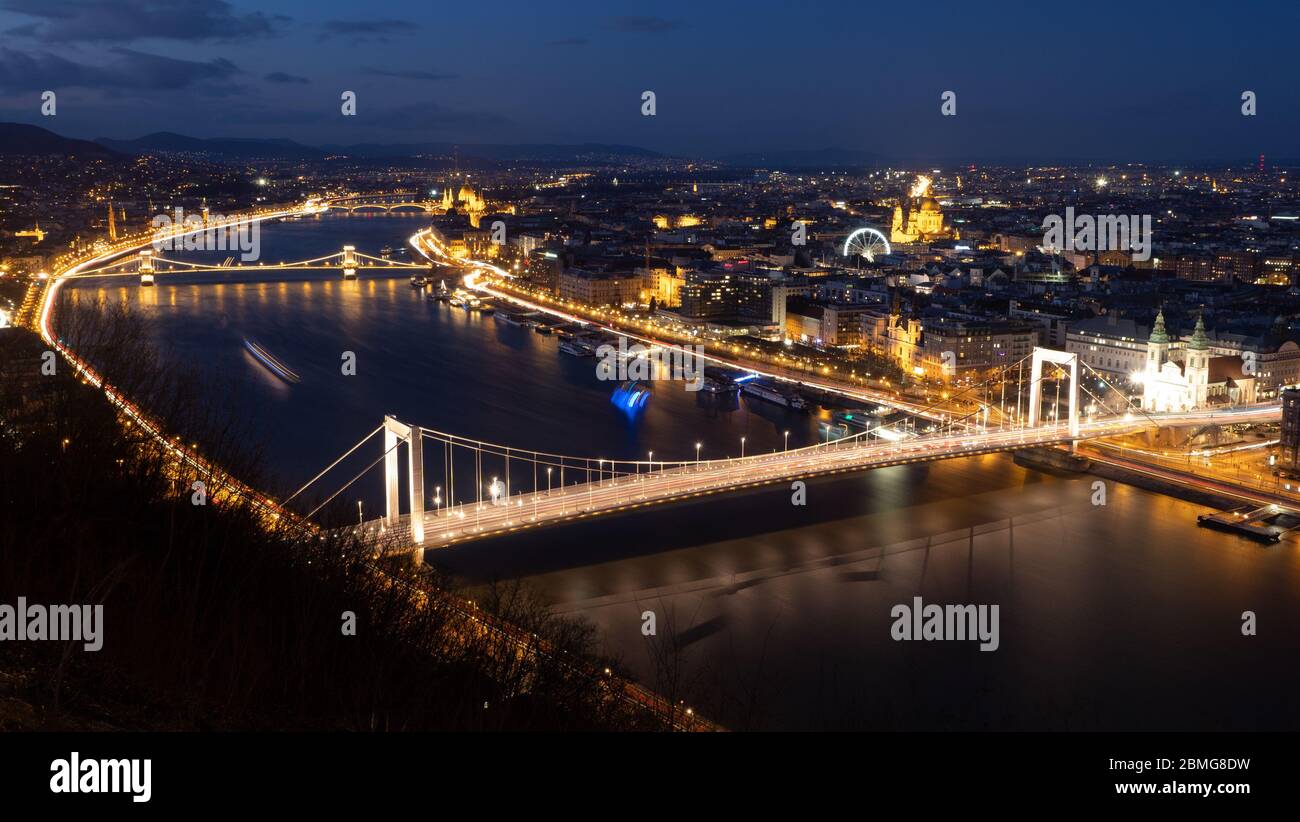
[0,0,1295,163]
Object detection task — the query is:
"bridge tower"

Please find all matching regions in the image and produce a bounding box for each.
[137,249,154,274]
[342,245,358,279]
[382,415,425,546]
[1026,347,1081,438]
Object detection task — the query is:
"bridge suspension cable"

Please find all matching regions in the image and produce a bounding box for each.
[282,424,385,506]
[303,433,408,521]
[284,343,1277,551]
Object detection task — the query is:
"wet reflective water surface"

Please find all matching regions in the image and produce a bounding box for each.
[66,216,1300,730]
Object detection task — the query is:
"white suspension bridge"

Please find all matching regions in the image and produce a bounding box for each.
[278,346,1280,555]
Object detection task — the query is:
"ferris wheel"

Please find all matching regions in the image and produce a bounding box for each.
[842,227,891,263]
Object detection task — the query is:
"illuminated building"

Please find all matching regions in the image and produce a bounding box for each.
[14,223,45,243]
[1141,312,1257,411]
[918,317,1037,383]
[890,175,953,244]
[653,214,703,230]
[1279,388,1300,468]
[558,268,645,306]
[441,180,487,227]
[641,264,684,308]
[785,301,874,349]
[678,268,782,327]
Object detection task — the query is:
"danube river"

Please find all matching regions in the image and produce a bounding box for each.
[65,215,1300,730]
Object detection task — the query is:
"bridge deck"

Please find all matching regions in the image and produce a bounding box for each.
[349,404,1278,550]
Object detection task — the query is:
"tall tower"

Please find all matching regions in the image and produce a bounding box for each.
[890,203,907,243]
[1146,309,1169,373]
[1184,313,1211,408]
[107,201,117,242]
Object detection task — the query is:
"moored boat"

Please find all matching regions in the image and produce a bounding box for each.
[741,380,808,411]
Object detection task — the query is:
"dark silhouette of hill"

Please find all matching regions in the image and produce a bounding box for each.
[0,122,118,158]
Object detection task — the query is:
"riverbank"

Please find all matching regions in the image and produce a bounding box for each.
[0,316,696,730]
[1016,445,1295,512]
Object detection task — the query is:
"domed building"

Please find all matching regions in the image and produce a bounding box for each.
[440,179,487,227]
[890,175,953,244]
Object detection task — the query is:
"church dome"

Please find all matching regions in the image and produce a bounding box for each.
[918,197,940,212]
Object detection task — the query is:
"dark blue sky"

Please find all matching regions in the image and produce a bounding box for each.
[0,0,1296,163]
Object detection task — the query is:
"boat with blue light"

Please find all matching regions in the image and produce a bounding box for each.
[611,380,650,411]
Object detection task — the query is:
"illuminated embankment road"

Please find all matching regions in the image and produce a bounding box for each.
[349,226,1286,550]
[355,404,1282,549]
[408,228,956,423]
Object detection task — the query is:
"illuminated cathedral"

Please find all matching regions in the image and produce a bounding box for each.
[890,175,953,244]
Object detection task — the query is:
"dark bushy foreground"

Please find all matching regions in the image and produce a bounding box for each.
[0,307,662,730]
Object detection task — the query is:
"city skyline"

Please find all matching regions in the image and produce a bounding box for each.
[0,0,1297,164]
[3,1,1299,797]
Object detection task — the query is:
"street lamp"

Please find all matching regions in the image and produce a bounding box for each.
[695,442,702,470]
[357,499,363,525]
[784,430,790,452]
[740,436,746,459]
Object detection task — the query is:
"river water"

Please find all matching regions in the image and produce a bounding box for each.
[64,215,1300,730]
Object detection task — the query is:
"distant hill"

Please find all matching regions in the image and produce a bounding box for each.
[96,132,325,160]
[322,141,663,162]
[0,122,118,157]
[92,132,662,163]
[715,147,881,170]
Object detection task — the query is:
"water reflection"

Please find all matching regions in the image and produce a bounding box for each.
[60,215,1300,731]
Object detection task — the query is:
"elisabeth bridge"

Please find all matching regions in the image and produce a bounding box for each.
[33,198,1285,559]
[287,360,1280,554]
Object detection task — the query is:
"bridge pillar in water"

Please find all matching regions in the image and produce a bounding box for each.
[342,245,358,278]
[1027,348,1080,439]
[382,415,425,546]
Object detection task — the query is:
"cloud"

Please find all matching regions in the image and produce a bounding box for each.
[363,68,458,81]
[547,37,588,46]
[607,16,682,33]
[0,0,287,43]
[0,46,240,93]
[265,71,310,84]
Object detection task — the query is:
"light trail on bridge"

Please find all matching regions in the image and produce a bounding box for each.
[313,401,1280,550]
[32,197,723,730]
